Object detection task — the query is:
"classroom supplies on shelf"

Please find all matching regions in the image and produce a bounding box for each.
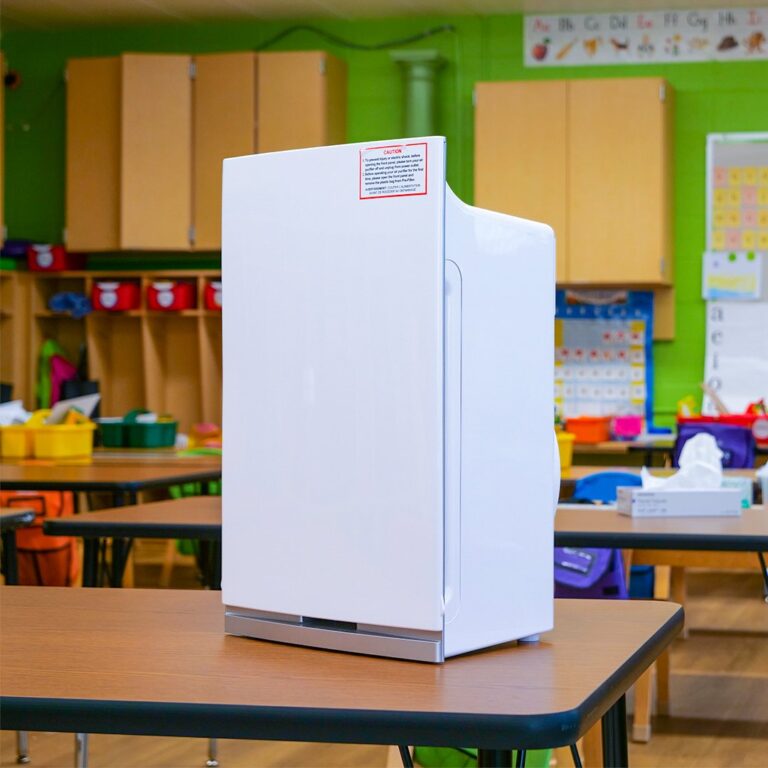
[26,244,86,272]
[92,280,141,311]
[48,291,92,318]
[612,414,643,440]
[147,280,196,311]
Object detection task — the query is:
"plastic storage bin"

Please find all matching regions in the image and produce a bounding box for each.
[204,280,222,310]
[27,244,86,272]
[678,414,768,447]
[147,281,196,311]
[97,411,178,448]
[34,423,96,458]
[556,431,575,471]
[612,415,643,440]
[565,416,611,444]
[92,281,141,311]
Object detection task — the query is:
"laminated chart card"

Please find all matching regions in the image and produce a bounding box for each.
[554,291,654,420]
[707,132,768,254]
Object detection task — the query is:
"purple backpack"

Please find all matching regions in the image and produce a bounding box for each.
[674,423,755,469]
[554,547,628,599]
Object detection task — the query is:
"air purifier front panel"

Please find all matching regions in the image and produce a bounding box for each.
[222,139,447,632]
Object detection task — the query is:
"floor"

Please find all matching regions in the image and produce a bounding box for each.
[2,566,766,768]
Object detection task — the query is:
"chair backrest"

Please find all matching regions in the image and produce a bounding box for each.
[674,423,755,469]
[571,471,642,504]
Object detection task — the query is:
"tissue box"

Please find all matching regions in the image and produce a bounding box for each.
[617,487,742,518]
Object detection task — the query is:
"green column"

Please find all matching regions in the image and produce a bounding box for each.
[390,50,446,137]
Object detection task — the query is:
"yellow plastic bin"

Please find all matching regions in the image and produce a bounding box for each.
[0,410,50,459]
[34,423,96,459]
[556,431,575,472]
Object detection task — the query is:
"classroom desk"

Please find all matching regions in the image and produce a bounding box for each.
[0,508,35,585]
[0,463,222,506]
[0,588,682,768]
[555,503,768,589]
[43,497,221,588]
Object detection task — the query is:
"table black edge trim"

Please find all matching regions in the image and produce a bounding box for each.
[42,520,221,540]
[555,531,768,552]
[0,511,36,530]
[0,697,585,749]
[0,471,221,492]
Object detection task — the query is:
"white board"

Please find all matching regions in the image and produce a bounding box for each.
[704,301,768,414]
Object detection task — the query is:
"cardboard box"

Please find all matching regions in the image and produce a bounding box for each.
[617,487,742,518]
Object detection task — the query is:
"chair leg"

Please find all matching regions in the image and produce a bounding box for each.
[74,733,88,768]
[205,737,219,767]
[16,730,30,764]
[632,664,654,742]
[656,647,671,716]
[670,567,688,638]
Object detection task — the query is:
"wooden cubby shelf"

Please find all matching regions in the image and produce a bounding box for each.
[15,268,222,433]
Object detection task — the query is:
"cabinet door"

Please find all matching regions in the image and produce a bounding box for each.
[257,51,346,153]
[568,78,672,285]
[121,54,192,250]
[193,53,257,251]
[66,57,121,251]
[474,81,568,283]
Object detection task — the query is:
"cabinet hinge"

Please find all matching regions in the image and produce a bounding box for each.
[472,88,477,107]
[2,225,8,242]
[188,225,196,246]
[319,57,327,76]
[64,68,69,83]
[189,61,197,80]
[62,227,68,244]
[659,83,666,102]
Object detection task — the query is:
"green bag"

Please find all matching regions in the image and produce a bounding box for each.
[413,747,551,768]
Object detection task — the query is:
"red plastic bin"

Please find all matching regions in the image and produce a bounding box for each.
[204,280,222,311]
[678,415,768,446]
[92,281,141,312]
[27,244,86,272]
[147,281,196,311]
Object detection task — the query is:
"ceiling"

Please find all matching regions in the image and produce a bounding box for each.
[3,0,766,30]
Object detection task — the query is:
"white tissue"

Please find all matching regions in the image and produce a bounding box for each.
[641,433,724,490]
[0,400,32,426]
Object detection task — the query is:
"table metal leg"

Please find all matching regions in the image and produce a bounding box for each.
[757,552,768,598]
[212,541,222,590]
[110,539,132,587]
[478,749,513,767]
[570,743,583,768]
[16,730,30,764]
[602,694,629,768]
[205,737,219,767]
[74,732,88,768]
[1,530,20,585]
[82,539,100,588]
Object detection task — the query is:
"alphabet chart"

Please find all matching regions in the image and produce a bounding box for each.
[554,291,654,420]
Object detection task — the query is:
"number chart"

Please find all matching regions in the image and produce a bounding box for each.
[554,291,654,421]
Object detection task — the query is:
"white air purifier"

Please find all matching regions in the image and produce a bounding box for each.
[222,137,557,662]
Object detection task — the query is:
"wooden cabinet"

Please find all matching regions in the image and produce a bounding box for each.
[474,77,673,288]
[66,51,346,252]
[26,270,222,432]
[0,272,31,401]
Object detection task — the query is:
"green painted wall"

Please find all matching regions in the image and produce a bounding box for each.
[3,15,767,423]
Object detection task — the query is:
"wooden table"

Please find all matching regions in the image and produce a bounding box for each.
[0,588,682,767]
[43,497,221,588]
[0,463,222,506]
[0,508,35,585]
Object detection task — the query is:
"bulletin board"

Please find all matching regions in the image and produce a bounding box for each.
[707,132,768,253]
[554,291,654,421]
